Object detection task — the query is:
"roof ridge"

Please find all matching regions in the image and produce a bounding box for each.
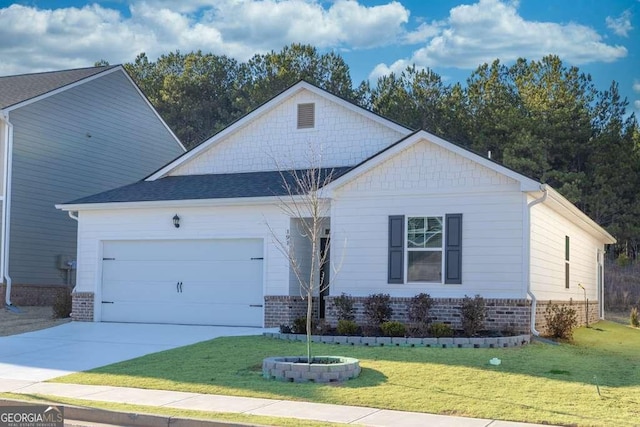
[0,65,121,110]
[0,64,118,80]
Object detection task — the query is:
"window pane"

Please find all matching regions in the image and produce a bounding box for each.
[427,217,443,232]
[408,217,424,233]
[424,232,442,248]
[408,251,442,282]
[407,232,424,248]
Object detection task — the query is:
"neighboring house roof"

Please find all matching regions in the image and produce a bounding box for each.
[63,167,353,206]
[0,65,118,110]
[145,80,412,181]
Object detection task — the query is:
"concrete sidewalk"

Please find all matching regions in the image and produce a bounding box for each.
[1,379,552,427]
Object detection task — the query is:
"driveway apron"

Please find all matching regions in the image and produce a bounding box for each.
[0,322,270,381]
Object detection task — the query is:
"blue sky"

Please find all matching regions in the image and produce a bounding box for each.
[1,0,638,113]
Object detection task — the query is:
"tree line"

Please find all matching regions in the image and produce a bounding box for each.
[106,44,639,258]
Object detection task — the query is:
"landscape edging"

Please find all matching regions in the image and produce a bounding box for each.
[264,332,531,348]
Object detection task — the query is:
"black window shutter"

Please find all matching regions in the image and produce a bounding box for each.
[388,215,405,284]
[445,213,462,284]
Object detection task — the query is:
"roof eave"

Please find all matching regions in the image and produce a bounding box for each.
[55,194,321,211]
[324,130,541,195]
[539,185,617,244]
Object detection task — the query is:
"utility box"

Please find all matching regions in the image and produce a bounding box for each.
[57,254,76,270]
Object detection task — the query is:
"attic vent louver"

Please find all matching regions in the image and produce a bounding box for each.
[297,103,315,129]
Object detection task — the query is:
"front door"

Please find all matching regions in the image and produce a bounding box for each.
[319,237,330,319]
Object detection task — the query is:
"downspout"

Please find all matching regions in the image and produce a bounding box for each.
[1,112,14,307]
[526,184,548,336]
[67,211,78,292]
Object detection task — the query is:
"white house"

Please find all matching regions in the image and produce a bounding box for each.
[56,81,615,334]
[1,65,185,307]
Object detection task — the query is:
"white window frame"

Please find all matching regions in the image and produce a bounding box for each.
[405,215,444,284]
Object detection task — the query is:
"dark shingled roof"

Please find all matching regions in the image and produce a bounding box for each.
[64,167,353,205]
[0,65,118,110]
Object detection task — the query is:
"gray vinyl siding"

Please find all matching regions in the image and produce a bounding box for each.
[8,70,184,286]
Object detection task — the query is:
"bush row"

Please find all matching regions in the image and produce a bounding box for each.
[281,293,489,338]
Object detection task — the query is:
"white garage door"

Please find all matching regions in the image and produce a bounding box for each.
[100,239,264,326]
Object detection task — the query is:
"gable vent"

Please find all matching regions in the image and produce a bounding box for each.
[297,103,315,129]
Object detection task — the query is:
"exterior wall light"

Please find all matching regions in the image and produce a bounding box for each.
[173,214,180,228]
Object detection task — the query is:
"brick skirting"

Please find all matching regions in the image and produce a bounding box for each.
[0,283,70,306]
[535,299,599,335]
[264,295,600,335]
[71,292,95,321]
[324,296,532,335]
[264,295,319,328]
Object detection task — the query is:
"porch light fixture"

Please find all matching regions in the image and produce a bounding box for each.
[173,214,180,228]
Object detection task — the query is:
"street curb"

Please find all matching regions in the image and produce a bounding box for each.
[0,398,259,427]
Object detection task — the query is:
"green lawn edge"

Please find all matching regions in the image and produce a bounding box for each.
[0,393,349,427]
[52,320,640,427]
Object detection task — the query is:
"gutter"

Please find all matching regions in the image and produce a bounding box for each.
[525,184,548,336]
[1,112,14,306]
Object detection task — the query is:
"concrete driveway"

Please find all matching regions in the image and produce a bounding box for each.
[0,322,272,382]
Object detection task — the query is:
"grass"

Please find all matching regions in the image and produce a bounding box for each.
[54,321,640,426]
[0,393,349,427]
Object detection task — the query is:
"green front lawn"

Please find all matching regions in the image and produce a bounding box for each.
[55,321,640,426]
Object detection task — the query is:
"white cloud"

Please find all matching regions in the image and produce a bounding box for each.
[633,80,640,93]
[371,0,628,79]
[0,0,410,76]
[606,10,633,37]
[403,22,442,44]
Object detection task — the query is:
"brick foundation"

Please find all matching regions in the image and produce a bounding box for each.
[71,292,95,321]
[0,283,70,306]
[323,296,531,334]
[264,295,319,327]
[535,299,599,335]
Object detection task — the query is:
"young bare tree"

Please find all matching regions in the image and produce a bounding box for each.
[266,150,344,363]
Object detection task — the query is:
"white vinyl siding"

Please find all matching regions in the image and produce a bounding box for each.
[74,203,290,322]
[331,138,525,298]
[530,199,603,301]
[169,90,405,175]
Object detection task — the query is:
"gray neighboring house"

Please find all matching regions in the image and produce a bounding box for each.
[0,65,185,306]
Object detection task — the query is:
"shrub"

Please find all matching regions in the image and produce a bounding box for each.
[381,321,406,337]
[428,322,453,338]
[52,288,72,319]
[292,317,315,334]
[460,295,487,337]
[279,324,292,334]
[631,307,639,328]
[545,303,578,340]
[336,319,359,336]
[314,319,332,335]
[363,293,393,326]
[333,293,355,321]
[408,293,433,325]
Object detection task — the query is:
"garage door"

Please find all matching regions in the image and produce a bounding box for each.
[100,239,264,326]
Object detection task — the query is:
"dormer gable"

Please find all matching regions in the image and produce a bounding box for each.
[147,81,411,180]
